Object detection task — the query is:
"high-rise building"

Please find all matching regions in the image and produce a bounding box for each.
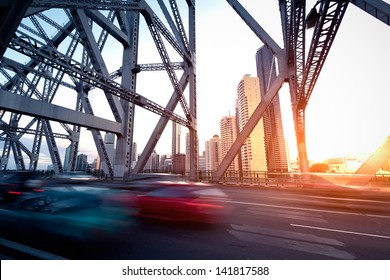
[198,151,207,171]
[256,46,289,173]
[144,150,160,171]
[64,144,71,172]
[160,154,172,172]
[205,135,221,171]
[184,132,199,174]
[173,153,186,174]
[76,153,88,171]
[131,142,137,169]
[185,132,190,172]
[104,132,115,165]
[236,74,267,172]
[172,122,181,155]
[220,115,239,171]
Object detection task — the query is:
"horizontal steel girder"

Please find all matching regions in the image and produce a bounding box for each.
[351,0,390,26]
[0,90,122,134]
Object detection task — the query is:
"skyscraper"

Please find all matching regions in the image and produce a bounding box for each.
[144,150,160,172]
[76,153,88,171]
[104,132,115,165]
[256,46,289,173]
[205,135,221,171]
[198,151,207,171]
[236,74,267,172]
[185,132,190,172]
[173,153,186,174]
[131,142,137,169]
[220,115,240,171]
[64,144,71,172]
[172,122,181,155]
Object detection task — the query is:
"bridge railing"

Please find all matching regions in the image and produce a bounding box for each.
[52,168,390,188]
[197,170,390,188]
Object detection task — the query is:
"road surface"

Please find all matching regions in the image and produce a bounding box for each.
[1,185,390,259]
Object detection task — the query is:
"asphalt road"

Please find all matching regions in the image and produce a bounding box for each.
[1,185,390,260]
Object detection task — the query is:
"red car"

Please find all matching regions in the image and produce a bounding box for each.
[134,181,229,223]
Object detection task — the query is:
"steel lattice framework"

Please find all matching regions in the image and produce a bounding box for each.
[212,0,390,180]
[0,0,197,179]
[0,1,389,180]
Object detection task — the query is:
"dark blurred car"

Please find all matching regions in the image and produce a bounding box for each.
[0,171,45,202]
[0,185,134,243]
[134,181,229,224]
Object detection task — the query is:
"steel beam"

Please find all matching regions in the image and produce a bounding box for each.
[30,0,144,11]
[0,0,32,59]
[0,90,122,134]
[187,0,198,180]
[297,0,350,110]
[351,0,390,26]
[8,31,189,127]
[114,10,139,179]
[226,0,284,60]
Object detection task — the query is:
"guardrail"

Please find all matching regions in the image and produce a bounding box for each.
[197,171,390,188]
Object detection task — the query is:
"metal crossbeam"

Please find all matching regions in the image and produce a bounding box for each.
[0,124,69,140]
[8,31,189,127]
[30,0,144,11]
[144,15,191,121]
[351,0,390,26]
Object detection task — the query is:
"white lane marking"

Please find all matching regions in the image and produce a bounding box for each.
[228,228,355,259]
[266,195,390,204]
[0,237,67,260]
[223,200,390,219]
[291,223,390,239]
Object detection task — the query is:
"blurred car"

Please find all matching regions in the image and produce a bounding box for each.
[133,181,230,223]
[0,185,134,243]
[0,171,45,202]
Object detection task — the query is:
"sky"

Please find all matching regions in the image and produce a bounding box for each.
[2,0,390,169]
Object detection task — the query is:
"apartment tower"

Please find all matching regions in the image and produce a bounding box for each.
[256,46,289,172]
[205,134,221,171]
[236,74,267,172]
[220,115,240,171]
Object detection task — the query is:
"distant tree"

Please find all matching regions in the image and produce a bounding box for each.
[309,163,329,173]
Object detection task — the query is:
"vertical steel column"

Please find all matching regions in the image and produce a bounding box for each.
[187,0,198,181]
[0,0,32,59]
[115,9,139,179]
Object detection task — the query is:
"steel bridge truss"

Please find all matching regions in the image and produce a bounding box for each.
[213,0,390,180]
[1,0,389,180]
[0,0,197,179]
